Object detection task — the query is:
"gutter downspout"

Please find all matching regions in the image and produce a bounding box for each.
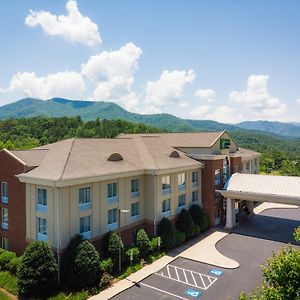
[56,187,61,286]
[153,173,157,236]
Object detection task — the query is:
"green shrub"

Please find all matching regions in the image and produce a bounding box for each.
[17,241,58,297]
[189,204,203,227]
[99,272,113,290]
[176,209,194,239]
[0,251,16,271]
[175,231,186,246]
[65,239,101,290]
[101,231,113,257]
[8,256,22,275]
[150,237,162,252]
[0,271,18,295]
[108,233,123,261]
[125,247,140,264]
[136,229,151,258]
[118,264,142,279]
[157,217,176,249]
[200,214,210,232]
[193,224,201,236]
[99,258,113,274]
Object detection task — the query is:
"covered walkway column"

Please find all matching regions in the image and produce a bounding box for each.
[246,200,254,214]
[225,198,235,229]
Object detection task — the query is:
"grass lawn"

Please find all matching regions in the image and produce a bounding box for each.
[0,290,11,300]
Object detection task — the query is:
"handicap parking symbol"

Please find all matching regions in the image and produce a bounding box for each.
[209,268,224,276]
[185,288,202,298]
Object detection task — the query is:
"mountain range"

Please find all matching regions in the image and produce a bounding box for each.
[0,98,299,139]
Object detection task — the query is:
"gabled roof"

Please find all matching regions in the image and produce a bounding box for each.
[118,131,225,148]
[230,147,261,159]
[10,149,48,167]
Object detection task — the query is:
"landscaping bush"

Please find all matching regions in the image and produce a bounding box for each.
[193,224,201,236]
[99,258,113,274]
[157,217,176,249]
[136,229,151,258]
[200,213,210,232]
[189,204,204,227]
[17,241,58,297]
[64,239,101,290]
[101,231,113,257]
[0,251,17,271]
[0,271,18,295]
[125,247,140,264]
[108,233,123,261]
[8,256,22,275]
[176,209,194,239]
[151,237,162,253]
[175,230,186,246]
[99,272,113,290]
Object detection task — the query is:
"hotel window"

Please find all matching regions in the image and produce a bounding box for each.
[1,182,8,204]
[245,162,250,171]
[108,208,118,225]
[1,208,8,230]
[215,169,221,186]
[79,216,91,238]
[131,202,139,218]
[37,188,47,206]
[79,187,91,211]
[37,217,47,241]
[178,194,186,208]
[192,191,199,203]
[162,199,170,213]
[192,171,199,183]
[162,176,171,191]
[178,173,186,186]
[0,237,8,251]
[254,159,258,166]
[108,182,117,198]
[131,179,139,197]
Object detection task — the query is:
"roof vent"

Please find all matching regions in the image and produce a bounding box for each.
[108,153,123,161]
[170,150,180,158]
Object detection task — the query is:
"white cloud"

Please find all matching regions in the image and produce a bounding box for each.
[0,71,85,100]
[25,0,101,47]
[81,42,142,111]
[190,105,212,118]
[297,99,300,104]
[194,89,215,103]
[145,69,196,111]
[229,75,286,117]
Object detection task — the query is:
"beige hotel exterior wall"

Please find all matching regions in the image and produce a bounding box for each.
[25,168,202,249]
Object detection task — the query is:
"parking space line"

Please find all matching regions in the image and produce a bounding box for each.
[155,264,218,290]
[140,282,189,300]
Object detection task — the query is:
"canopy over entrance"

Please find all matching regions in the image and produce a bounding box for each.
[217,173,300,229]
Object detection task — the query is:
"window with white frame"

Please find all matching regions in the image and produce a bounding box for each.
[254,159,257,166]
[108,208,118,225]
[79,216,91,234]
[1,208,8,230]
[131,202,139,217]
[246,162,250,170]
[107,182,117,198]
[37,188,47,206]
[192,171,198,183]
[37,217,47,238]
[178,173,186,186]
[0,237,8,250]
[1,182,8,203]
[162,199,170,213]
[215,169,221,186]
[178,194,186,207]
[162,176,171,190]
[192,191,199,202]
[79,187,91,205]
[131,179,139,194]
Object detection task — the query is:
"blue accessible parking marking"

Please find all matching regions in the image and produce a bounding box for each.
[209,269,224,276]
[185,288,202,298]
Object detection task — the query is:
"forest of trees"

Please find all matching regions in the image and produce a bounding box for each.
[0,116,299,176]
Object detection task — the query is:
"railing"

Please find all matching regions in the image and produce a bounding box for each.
[80,231,91,239]
[178,184,186,192]
[1,222,8,230]
[37,204,48,213]
[107,196,118,205]
[78,202,91,212]
[107,222,118,231]
[192,181,199,188]
[1,196,8,204]
[162,210,171,218]
[37,233,47,241]
[130,214,140,222]
[162,188,171,195]
[177,204,186,213]
[131,191,140,198]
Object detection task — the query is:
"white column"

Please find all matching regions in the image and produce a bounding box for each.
[232,200,236,226]
[225,198,233,229]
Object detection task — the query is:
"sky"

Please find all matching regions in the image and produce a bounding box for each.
[0,0,299,123]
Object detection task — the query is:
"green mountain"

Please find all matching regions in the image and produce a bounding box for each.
[0,98,299,138]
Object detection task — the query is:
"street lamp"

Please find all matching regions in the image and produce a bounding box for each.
[118,208,129,273]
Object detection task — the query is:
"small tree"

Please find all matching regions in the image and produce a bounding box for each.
[108,233,124,261]
[136,229,151,258]
[101,231,113,257]
[17,241,58,297]
[157,217,175,249]
[189,204,203,227]
[176,209,194,238]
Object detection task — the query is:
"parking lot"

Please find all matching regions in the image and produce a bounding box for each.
[112,207,300,299]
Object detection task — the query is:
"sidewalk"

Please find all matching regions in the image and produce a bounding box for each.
[90,228,238,300]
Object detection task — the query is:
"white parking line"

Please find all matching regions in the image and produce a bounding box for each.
[140,282,188,300]
[155,264,217,290]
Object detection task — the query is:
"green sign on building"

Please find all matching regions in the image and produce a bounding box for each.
[220,138,231,149]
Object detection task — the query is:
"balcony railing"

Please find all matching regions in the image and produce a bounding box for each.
[78,202,91,212]
[162,210,171,218]
[178,184,186,192]
[107,222,118,231]
[37,233,47,241]
[37,204,48,213]
[131,191,140,198]
[177,204,186,213]
[80,231,91,240]
[1,222,8,230]
[1,196,8,204]
[107,196,118,205]
[162,188,171,196]
[192,181,199,188]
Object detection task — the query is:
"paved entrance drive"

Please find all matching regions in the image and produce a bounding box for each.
[112,207,300,300]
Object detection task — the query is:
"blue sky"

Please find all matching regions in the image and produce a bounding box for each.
[0,0,299,123]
